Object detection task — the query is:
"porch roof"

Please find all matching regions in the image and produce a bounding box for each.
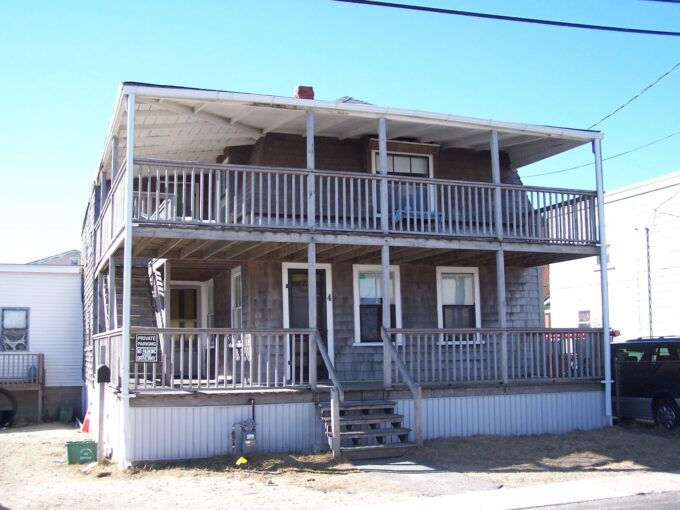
[96,81,603,181]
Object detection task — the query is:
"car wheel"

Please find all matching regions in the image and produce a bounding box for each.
[654,398,679,431]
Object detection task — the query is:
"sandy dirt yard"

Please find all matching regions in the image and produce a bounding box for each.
[1,421,679,510]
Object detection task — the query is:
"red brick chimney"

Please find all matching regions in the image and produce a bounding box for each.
[294,85,315,100]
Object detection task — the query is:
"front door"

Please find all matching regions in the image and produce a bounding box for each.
[287,268,330,382]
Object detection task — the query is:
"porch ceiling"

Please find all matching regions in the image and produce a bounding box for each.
[99,82,600,180]
[131,235,594,270]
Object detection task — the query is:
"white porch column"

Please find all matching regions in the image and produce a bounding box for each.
[111,136,119,181]
[490,130,504,241]
[496,249,508,384]
[378,117,389,234]
[382,242,392,388]
[308,241,318,390]
[593,138,612,425]
[306,110,318,389]
[490,131,508,383]
[307,110,315,231]
[120,92,135,467]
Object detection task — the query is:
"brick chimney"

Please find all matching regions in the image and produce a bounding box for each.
[294,85,315,100]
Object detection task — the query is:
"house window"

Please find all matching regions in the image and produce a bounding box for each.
[353,265,401,344]
[1,308,29,351]
[231,267,242,329]
[436,267,480,329]
[373,152,431,177]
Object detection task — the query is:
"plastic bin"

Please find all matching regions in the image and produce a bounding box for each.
[65,440,97,464]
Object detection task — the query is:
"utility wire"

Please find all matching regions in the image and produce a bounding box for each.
[588,60,680,129]
[522,130,680,178]
[333,0,680,37]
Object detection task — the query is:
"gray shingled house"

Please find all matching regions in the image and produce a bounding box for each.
[82,82,612,466]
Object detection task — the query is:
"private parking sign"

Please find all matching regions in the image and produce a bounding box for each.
[135,334,159,363]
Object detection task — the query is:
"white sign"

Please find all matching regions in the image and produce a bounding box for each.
[135,334,158,363]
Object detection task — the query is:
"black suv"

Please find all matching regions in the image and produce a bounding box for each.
[611,337,680,430]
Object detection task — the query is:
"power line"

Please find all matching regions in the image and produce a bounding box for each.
[333,0,680,37]
[588,60,680,129]
[522,130,680,178]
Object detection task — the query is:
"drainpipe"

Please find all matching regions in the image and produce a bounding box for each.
[593,139,612,426]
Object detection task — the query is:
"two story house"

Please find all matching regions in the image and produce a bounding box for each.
[82,82,612,466]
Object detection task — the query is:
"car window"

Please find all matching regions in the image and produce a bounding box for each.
[651,346,679,362]
[615,347,645,362]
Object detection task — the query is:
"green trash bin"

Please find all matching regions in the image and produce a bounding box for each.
[65,440,97,464]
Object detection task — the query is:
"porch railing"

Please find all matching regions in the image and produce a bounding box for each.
[385,328,604,385]
[0,353,44,386]
[92,329,124,388]
[126,159,599,244]
[129,327,315,391]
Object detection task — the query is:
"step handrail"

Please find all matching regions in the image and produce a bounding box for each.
[315,331,344,403]
[381,327,423,447]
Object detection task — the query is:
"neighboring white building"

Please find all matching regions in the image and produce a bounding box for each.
[550,172,680,339]
[0,259,84,421]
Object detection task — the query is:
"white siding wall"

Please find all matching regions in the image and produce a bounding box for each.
[551,172,680,339]
[128,390,606,462]
[129,402,325,462]
[0,268,83,387]
[398,390,607,439]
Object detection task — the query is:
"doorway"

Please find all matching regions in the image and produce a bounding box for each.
[282,263,334,382]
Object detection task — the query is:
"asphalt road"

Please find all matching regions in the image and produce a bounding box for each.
[535,490,680,510]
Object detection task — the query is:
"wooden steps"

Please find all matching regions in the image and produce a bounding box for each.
[318,399,416,459]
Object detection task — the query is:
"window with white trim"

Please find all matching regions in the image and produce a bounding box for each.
[373,152,431,177]
[353,265,401,344]
[1,308,29,351]
[436,267,480,329]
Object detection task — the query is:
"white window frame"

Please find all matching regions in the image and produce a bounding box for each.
[231,267,242,329]
[0,307,30,351]
[169,280,210,329]
[436,266,481,329]
[370,150,434,179]
[352,264,402,346]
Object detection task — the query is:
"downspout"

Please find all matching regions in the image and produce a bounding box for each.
[120,92,136,467]
[593,138,612,426]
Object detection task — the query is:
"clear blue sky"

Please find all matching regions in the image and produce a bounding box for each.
[0,0,678,263]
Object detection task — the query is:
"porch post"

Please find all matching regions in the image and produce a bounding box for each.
[307,110,315,231]
[120,92,135,467]
[382,242,392,388]
[308,241,318,390]
[491,130,508,383]
[496,249,508,384]
[490,130,504,241]
[593,138,612,425]
[378,117,389,234]
[306,110,318,389]
[108,256,117,330]
[111,136,119,181]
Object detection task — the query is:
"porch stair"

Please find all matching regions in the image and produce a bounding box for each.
[318,399,416,460]
[115,266,157,328]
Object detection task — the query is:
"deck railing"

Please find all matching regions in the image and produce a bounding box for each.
[385,328,604,385]
[92,329,124,388]
[0,353,44,386]
[128,327,315,391]
[125,159,599,243]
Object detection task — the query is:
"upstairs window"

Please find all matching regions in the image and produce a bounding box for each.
[1,308,29,351]
[373,152,431,177]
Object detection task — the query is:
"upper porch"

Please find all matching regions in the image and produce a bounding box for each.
[86,83,604,270]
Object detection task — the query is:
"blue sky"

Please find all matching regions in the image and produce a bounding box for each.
[0,0,678,263]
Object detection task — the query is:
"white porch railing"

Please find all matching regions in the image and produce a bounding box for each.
[385,328,604,385]
[91,329,124,388]
[125,159,599,243]
[128,327,315,391]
